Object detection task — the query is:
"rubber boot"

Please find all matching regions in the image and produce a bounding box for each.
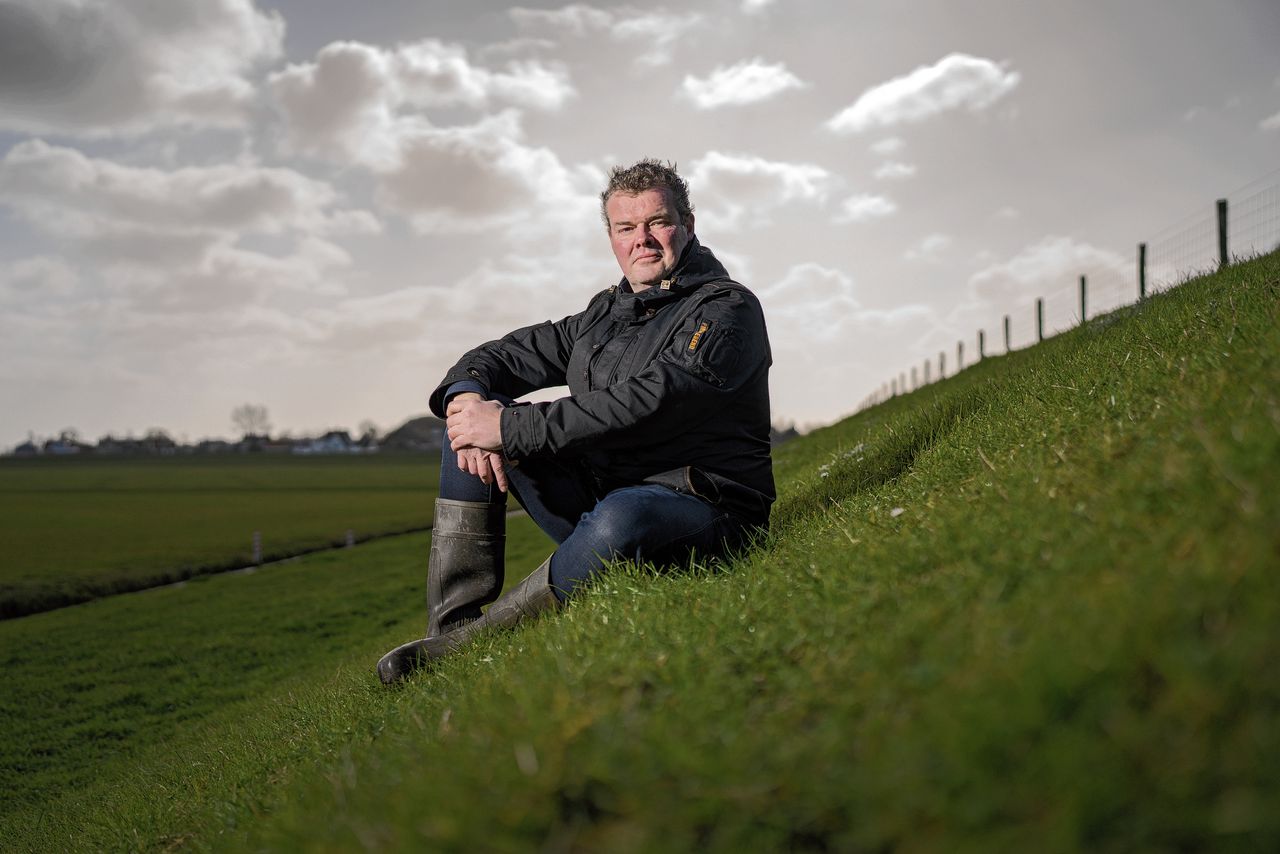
[426,499,506,637]
[378,556,561,684]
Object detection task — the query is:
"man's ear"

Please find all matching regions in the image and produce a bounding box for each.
[684,214,695,236]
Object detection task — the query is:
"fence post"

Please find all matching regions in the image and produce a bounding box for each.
[1138,242,1147,299]
[939,351,946,379]
[957,340,964,371]
[924,359,931,384]
[1079,275,1087,325]
[1036,298,1044,342]
[1217,198,1229,268]
[900,372,907,393]
[978,330,985,359]
[1003,315,1011,353]
[911,366,918,390]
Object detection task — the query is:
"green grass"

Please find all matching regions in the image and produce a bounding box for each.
[1,253,1277,851]
[0,515,555,824]
[0,454,440,617]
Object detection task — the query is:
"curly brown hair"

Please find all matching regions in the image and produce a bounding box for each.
[599,159,694,228]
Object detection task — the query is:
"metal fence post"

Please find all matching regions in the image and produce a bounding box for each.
[978,330,985,359]
[1079,275,1087,325]
[1003,315,1011,353]
[1036,298,1044,342]
[1138,242,1147,299]
[1217,198,1229,268]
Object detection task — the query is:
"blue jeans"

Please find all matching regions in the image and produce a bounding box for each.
[439,443,750,602]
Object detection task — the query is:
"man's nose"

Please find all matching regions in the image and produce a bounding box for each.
[633,224,656,245]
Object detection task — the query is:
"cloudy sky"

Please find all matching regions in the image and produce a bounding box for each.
[1,0,1278,448]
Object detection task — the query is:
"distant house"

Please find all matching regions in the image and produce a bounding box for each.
[294,430,365,455]
[43,438,90,455]
[13,440,39,457]
[195,439,233,454]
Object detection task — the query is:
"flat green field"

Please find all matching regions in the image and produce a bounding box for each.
[0,454,440,618]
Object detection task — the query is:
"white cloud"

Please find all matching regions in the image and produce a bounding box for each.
[1260,110,1280,132]
[0,140,371,323]
[904,233,952,261]
[874,161,917,180]
[835,193,897,224]
[0,0,283,136]
[742,0,777,12]
[509,4,615,34]
[510,5,703,67]
[0,256,81,304]
[870,137,904,156]
[0,140,377,240]
[680,59,806,109]
[995,206,1021,219]
[689,151,836,230]
[966,235,1127,306]
[756,261,934,422]
[269,39,574,168]
[827,53,1020,134]
[757,262,861,339]
[375,111,599,237]
[268,39,596,237]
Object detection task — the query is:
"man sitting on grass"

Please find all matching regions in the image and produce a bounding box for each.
[378,159,775,683]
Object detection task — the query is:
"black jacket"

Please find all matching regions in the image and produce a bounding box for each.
[430,239,774,526]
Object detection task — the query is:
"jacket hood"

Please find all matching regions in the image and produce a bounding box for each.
[610,237,731,321]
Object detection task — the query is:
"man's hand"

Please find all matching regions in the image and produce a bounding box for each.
[446,396,504,454]
[446,394,508,491]
[456,447,509,492]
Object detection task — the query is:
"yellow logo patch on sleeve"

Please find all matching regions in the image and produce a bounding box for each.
[688,321,710,352]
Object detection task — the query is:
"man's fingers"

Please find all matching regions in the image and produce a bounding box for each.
[489,453,508,493]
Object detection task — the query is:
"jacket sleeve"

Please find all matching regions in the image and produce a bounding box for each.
[500,287,770,458]
[428,290,610,418]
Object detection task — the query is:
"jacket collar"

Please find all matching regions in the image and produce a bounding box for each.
[610,237,729,321]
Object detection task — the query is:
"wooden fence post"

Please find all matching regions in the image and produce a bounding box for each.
[924,359,931,384]
[1217,198,1229,268]
[911,366,918,390]
[1138,242,1147,299]
[957,340,964,371]
[1036,297,1044,342]
[1079,275,1087,325]
[1003,315,1011,353]
[978,330,986,359]
[939,351,946,379]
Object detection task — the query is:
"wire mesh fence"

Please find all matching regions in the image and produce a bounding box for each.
[857,167,1280,412]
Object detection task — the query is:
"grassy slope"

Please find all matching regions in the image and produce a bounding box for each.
[3,254,1277,851]
[0,454,440,617]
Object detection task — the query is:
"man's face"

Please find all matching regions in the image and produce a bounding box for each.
[605,188,694,290]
